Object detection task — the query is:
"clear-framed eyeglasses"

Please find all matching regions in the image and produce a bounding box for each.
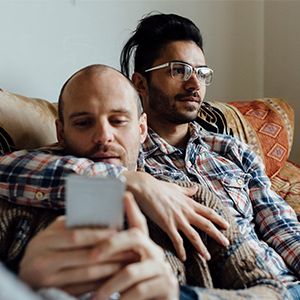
[145,61,213,86]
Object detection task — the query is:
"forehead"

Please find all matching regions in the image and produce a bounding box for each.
[156,40,206,67]
[63,70,138,116]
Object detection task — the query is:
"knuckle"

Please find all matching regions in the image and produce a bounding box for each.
[205,208,216,217]
[128,228,144,240]
[135,283,148,297]
[31,256,49,274]
[202,221,214,230]
[123,264,138,278]
[69,230,81,244]
[42,274,56,287]
[85,266,98,280]
[189,231,200,243]
[87,247,100,263]
[173,234,183,245]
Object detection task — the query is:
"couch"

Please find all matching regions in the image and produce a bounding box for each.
[0,88,299,217]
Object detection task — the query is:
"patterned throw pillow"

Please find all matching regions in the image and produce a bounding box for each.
[196,98,294,178]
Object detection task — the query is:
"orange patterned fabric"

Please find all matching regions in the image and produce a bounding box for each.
[229,98,294,178]
[197,98,294,178]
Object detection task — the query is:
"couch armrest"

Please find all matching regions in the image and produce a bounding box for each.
[271,161,300,219]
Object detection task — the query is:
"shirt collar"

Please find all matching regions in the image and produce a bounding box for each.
[142,122,206,157]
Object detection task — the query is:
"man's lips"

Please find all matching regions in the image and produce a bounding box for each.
[178,96,201,102]
[175,92,201,103]
[90,153,120,163]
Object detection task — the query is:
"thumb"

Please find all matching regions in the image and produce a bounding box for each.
[180,184,198,197]
[124,191,149,236]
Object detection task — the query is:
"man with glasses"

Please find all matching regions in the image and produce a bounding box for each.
[145,62,213,86]
[120,12,300,298]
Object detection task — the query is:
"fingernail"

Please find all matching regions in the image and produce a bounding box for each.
[222,237,230,247]
[181,252,186,262]
[204,251,211,261]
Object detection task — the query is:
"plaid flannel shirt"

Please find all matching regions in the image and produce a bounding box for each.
[140,122,300,286]
[0,144,125,209]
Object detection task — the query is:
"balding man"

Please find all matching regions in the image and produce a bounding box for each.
[0,64,180,299]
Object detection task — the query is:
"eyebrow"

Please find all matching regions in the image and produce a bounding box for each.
[69,109,132,120]
[69,112,92,120]
[171,60,208,68]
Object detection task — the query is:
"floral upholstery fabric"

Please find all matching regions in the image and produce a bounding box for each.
[197,98,294,178]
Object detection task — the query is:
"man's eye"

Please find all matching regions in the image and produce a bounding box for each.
[110,118,128,125]
[172,66,186,75]
[73,120,93,128]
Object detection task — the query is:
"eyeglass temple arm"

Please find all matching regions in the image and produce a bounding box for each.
[145,63,170,73]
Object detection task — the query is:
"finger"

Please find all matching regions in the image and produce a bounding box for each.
[46,227,117,250]
[63,281,102,296]
[124,191,149,235]
[178,219,211,260]
[52,262,124,287]
[166,224,186,261]
[93,260,167,300]
[109,250,140,263]
[93,228,163,262]
[191,214,229,248]
[193,202,229,230]
[121,276,177,300]
[45,215,67,229]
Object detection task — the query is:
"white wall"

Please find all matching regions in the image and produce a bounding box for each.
[0,0,298,162]
[264,0,300,164]
[0,0,264,101]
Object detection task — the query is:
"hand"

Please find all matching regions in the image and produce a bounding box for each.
[92,193,178,300]
[124,171,230,261]
[19,204,134,295]
[19,192,178,299]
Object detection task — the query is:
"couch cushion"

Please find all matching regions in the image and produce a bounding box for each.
[0,89,57,150]
[196,98,294,178]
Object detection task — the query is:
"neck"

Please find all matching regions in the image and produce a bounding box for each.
[148,115,190,148]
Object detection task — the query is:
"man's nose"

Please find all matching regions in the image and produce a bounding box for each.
[93,122,113,144]
[183,72,202,91]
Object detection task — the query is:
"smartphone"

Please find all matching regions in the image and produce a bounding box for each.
[66,175,125,229]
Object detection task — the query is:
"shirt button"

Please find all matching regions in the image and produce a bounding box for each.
[186,161,192,168]
[237,179,244,186]
[35,191,44,200]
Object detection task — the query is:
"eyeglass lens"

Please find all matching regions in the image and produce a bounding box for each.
[170,63,212,85]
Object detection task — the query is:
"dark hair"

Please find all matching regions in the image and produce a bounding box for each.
[120,12,203,79]
[58,64,143,123]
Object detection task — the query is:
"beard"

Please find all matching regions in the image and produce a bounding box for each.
[147,83,201,124]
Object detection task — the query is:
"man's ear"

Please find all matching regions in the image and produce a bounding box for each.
[55,119,65,146]
[139,112,148,143]
[132,72,148,100]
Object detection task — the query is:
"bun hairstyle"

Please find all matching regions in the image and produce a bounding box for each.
[120,12,203,79]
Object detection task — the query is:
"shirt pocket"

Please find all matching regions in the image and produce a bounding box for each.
[221,172,253,218]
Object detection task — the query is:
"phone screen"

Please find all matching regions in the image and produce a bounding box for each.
[66,175,125,229]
